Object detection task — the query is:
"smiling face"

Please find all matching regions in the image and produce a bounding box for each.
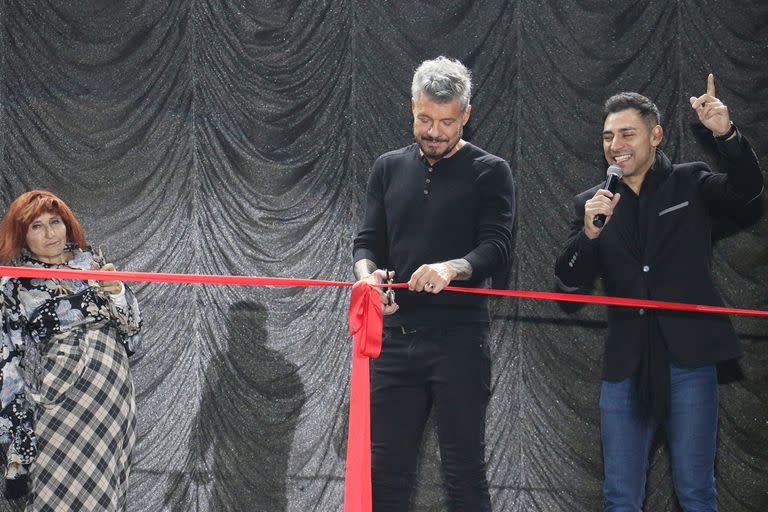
[602,108,663,188]
[25,212,69,264]
[412,94,471,165]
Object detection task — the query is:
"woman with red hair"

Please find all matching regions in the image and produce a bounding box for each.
[0,190,142,511]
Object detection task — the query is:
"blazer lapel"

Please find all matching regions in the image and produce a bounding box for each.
[602,187,643,263]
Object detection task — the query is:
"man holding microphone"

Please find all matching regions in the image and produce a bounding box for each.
[555,75,763,511]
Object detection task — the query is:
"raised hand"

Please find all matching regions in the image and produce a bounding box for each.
[689,73,731,137]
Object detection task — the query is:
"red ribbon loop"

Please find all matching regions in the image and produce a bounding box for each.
[344,281,383,512]
[348,281,383,358]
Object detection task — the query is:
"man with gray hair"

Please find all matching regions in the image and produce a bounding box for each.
[353,56,515,511]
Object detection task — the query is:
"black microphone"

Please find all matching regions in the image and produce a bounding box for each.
[592,165,623,228]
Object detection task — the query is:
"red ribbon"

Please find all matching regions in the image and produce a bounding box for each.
[2,264,767,512]
[1,265,765,318]
[345,281,382,512]
[0,266,350,288]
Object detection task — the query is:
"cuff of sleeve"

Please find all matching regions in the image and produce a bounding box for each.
[715,125,743,154]
[568,230,599,265]
[463,247,495,280]
[108,283,128,308]
[577,229,599,247]
[353,249,378,266]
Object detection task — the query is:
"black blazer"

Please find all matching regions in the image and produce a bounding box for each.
[555,131,764,380]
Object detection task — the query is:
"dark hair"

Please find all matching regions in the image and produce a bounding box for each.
[603,92,660,129]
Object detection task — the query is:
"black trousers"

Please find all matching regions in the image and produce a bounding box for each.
[371,323,492,512]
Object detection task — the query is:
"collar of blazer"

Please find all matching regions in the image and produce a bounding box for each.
[632,149,672,198]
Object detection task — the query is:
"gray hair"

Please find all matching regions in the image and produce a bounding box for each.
[411,56,472,111]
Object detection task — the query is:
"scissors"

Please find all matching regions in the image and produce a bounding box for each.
[382,268,395,306]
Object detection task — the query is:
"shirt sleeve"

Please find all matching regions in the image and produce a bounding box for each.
[554,195,600,291]
[461,160,516,280]
[0,281,28,410]
[107,283,143,355]
[352,159,388,268]
[0,280,38,473]
[696,128,764,210]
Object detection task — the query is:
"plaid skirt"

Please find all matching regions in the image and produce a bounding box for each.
[27,325,135,512]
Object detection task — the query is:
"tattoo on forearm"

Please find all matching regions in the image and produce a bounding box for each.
[447,259,472,280]
[354,259,378,280]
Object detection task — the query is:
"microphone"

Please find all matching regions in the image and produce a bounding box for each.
[592,165,623,228]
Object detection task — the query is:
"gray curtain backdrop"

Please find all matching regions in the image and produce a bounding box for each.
[1,1,766,510]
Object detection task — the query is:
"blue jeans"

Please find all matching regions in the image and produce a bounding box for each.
[600,363,718,511]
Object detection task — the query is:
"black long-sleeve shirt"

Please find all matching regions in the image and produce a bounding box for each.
[353,142,515,326]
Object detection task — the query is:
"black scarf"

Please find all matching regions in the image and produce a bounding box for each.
[635,312,671,421]
[627,150,673,422]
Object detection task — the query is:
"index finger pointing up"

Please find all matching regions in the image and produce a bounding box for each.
[707,73,716,98]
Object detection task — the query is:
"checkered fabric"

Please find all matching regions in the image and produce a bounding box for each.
[27,326,135,512]
[29,328,90,407]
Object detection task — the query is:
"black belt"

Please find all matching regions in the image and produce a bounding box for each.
[384,325,422,335]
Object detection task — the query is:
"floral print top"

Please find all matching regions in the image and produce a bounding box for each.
[0,245,142,474]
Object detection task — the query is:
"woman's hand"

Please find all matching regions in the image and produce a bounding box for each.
[95,263,123,295]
